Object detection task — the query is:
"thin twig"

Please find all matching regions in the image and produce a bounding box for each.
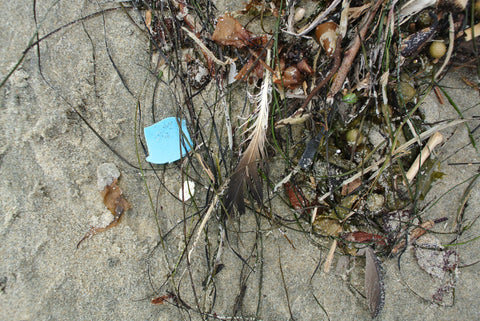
[327,0,385,103]
[188,194,219,262]
[295,35,343,115]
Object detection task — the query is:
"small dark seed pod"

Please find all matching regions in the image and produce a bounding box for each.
[401,13,438,57]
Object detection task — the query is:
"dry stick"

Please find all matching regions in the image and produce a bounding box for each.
[339,0,350,38]
[327,0,385,104]
[285,0,297,33]
[188,194,219,262]
[464,22,480,42]
[323,239,337,273]
[221,80,234,150]
[247,48,276,74]
[182,26,234,66]
[194,152,215,183]
[405,131,444,183]
[311,206,318,225]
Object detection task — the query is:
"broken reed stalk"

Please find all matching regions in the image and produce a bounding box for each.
[188,194,219,262]
[323,239,337,273]
[406,131,443,183]
[327,0,385,103]
[464,23,480,42]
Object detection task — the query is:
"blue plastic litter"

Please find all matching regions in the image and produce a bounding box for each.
[144,117,193,164]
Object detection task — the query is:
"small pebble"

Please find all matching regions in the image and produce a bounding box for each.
[97,163,120,190]
[294,8,305,22]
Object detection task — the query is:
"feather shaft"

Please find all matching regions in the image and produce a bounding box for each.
[225,49,272,214]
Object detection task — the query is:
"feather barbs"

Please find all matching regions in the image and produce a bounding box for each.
[225,49,272,214]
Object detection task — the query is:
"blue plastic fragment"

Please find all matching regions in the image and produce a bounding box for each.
[144,117,193,164]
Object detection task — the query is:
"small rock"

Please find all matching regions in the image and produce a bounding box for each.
[97,163,120,191]
[294,8,305,22]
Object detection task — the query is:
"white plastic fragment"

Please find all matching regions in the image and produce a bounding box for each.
[179,180,195,201]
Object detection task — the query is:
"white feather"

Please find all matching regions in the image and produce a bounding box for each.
[244,50,272,154]
[225,49,272,213]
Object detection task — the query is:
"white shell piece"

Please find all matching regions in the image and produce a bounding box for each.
[179,180,195,201]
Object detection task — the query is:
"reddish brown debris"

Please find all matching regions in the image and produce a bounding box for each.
[315,21,339,57]
[284,182,310,214]
[296,58,314,75]
[341,231,386,246]
[274,66,304,89]
[212,15,253,48]
[77,179,131,248]
[391,220,435,254]
[151,294,174,305]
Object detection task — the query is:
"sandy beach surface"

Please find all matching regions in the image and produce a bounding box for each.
[1,1,479,320]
